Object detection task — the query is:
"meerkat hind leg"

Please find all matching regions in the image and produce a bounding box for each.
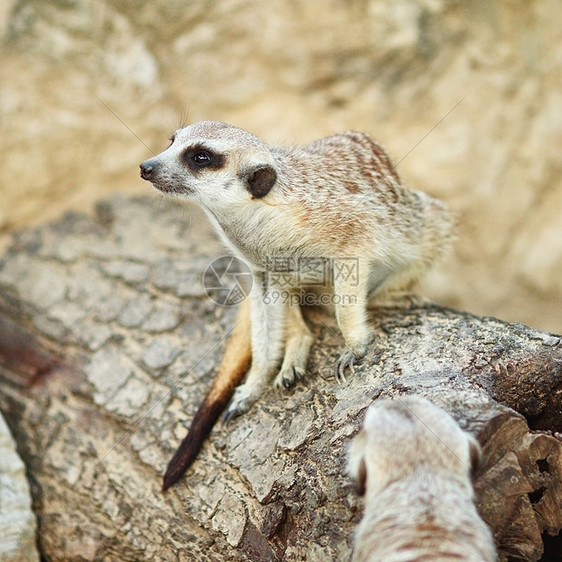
[274,301,313,389]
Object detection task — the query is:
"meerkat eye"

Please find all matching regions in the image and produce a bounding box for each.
[183,146,225,171]
[192,151,212,166]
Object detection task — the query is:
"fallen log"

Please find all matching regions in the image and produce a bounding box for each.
[0,195,560,561]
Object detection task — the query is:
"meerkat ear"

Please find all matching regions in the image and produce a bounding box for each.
[469,436,482,475]
[242,164,277,199]
[348,429,368,496]
[353,458,367,496]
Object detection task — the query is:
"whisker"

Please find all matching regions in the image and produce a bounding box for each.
[96,96,156,155]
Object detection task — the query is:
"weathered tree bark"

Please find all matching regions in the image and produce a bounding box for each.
[0,195,560,561]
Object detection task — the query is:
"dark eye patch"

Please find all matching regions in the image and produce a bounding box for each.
[182,145,225,172]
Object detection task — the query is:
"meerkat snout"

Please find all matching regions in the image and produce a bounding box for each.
[139,159,157,180]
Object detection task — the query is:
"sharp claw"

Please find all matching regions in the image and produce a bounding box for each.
[336,367,347,384]
[334,350,362,383]
[282,377,292,389]
[338,358,349,383]
[293,367,305,381]
[222,407,242,426]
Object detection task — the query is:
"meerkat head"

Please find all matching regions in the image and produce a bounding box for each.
[348,396,482,498]
[140,121,278,209]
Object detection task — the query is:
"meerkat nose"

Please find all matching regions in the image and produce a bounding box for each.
[140,160,156,180]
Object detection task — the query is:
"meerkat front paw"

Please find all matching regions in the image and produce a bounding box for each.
[274,320,313,390]
[334,326,374,382]
[274,366,305,389]
[223,383,261,423]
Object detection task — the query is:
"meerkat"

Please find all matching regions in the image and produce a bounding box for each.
[347,396,496,562]
[139,121,454,489]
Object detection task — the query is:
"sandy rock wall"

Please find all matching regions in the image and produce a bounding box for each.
[0,0,560,331]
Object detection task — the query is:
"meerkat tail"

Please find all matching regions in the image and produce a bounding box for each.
[162,298,251,491]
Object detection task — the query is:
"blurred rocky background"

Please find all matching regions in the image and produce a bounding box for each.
[1,0,560,333]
